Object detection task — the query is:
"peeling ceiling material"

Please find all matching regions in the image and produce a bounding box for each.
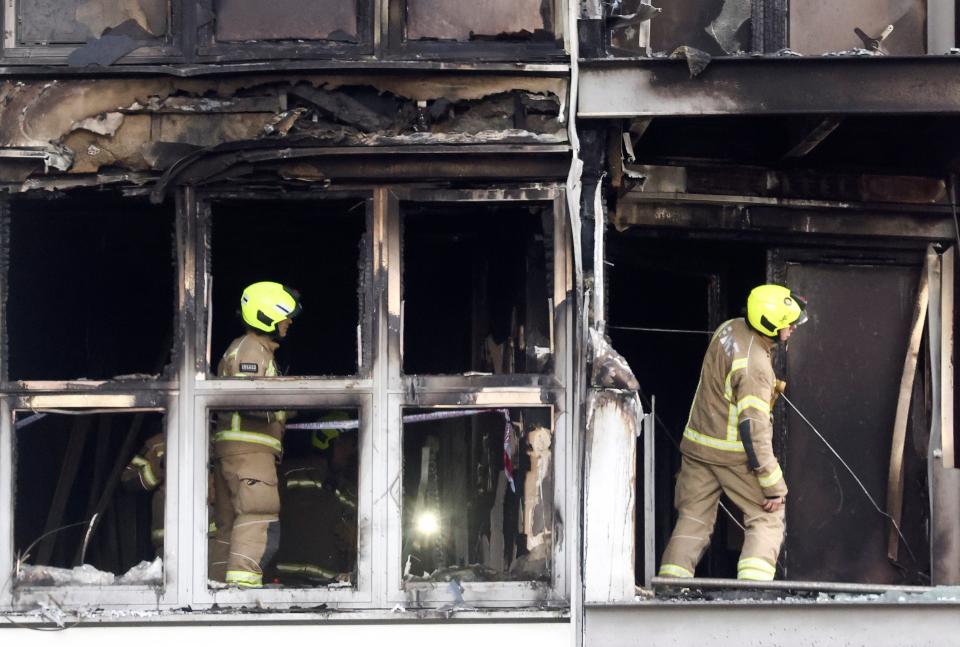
[0,76,567,181]
[19,0,167,45]
[790,0,925,56]
[406,0,550,41]
[215,0,358,42]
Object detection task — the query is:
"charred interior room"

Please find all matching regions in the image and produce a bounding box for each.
[206,407,360,587]
[401,406,553,582]
[402,202,554,376]
[208,198,369,378]
[5,192,175,382]
[14,411,166,585]
[595,108,960,589]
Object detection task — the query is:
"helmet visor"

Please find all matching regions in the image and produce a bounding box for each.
[791,292,808,327]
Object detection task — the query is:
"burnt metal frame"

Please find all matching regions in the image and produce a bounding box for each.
[195,0,376,62]
[0,0,187,64]
[184,187,378,608]
[383,0,567,61]
[0,190,183,610]
[382,186,572,606]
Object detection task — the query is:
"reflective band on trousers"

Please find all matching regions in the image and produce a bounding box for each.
[684,427,745,453]
[131,456,159,488]
[758,465,784,488]
[658,563,694,578]
[738,557,775,581]
[276,563,339,580]
[226,570,262,587]
[213,430,282,452]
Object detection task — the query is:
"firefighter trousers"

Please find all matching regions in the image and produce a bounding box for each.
[210,452,281,587]
[659,455,785,581]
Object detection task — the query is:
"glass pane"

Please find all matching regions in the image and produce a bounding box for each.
[19,0,168,45]
[210,199,367,378]
[790,0,926,55]
[402,407,553,582]
[15,412,165,586]
[405,0,551,41]
[8,194,174,381]
[647,0,753,56]
[402,203,554,375]
[215,0,358,42]
[208,408,359,588]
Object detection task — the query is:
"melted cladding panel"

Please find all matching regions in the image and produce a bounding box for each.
[215,0,358,42]
[790,0,926,55]
[19,0,168,45]
[406,0,548,41]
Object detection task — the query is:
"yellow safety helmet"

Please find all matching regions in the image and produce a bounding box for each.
[240,281,302,333]
[747,284,808,337]
[312,411,352,450]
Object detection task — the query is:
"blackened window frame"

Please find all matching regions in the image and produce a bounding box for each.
[0,0,186,64]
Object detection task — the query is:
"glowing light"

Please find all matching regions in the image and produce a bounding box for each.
[416,511,439,535]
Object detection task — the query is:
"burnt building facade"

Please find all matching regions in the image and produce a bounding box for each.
[0,1,959,645]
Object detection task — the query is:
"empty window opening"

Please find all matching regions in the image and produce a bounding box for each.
[17,0,169,45]
[405,0,554,42]
[14,411,166,586]
[210,199,367,378]
[402,203,553,376]
[402,407,553,582]
[645,0,754,57]
[790,0,926,55]
[6,193,175,382]
[214,0,359,43]
[207,407,359,588]
[608,232,933,587]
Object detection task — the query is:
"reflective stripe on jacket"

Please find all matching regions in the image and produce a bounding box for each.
[680,318,788,498]
[214,332,286,458]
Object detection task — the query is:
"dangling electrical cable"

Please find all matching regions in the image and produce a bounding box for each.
[781,393,918,565]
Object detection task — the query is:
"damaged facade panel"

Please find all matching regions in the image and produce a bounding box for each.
[405,0,552,41]
[790,0,926,55]
[17,0,168,45]
[214,0,359,42]
[0,76,567,180]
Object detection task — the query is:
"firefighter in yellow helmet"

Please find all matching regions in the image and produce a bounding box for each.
[658,284,807,582]
[209,281,301,587]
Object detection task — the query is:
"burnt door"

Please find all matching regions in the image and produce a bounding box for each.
[771,249,930,584]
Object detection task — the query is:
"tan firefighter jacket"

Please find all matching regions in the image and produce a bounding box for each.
[214,331,287,458]
[680,318,788,498]
[121,433,166,547]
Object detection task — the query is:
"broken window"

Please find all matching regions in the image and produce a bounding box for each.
[206,407,360,588]
[214,0,360,43]
[643,0,754,56]
[790,1,926,55]
[16,0,169,45]
[404,0,555,42]
[14,411,165,587]
[5,193,175,382]
[401,202,553,376]
[208,198,368,378]
[401,407,553,583]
